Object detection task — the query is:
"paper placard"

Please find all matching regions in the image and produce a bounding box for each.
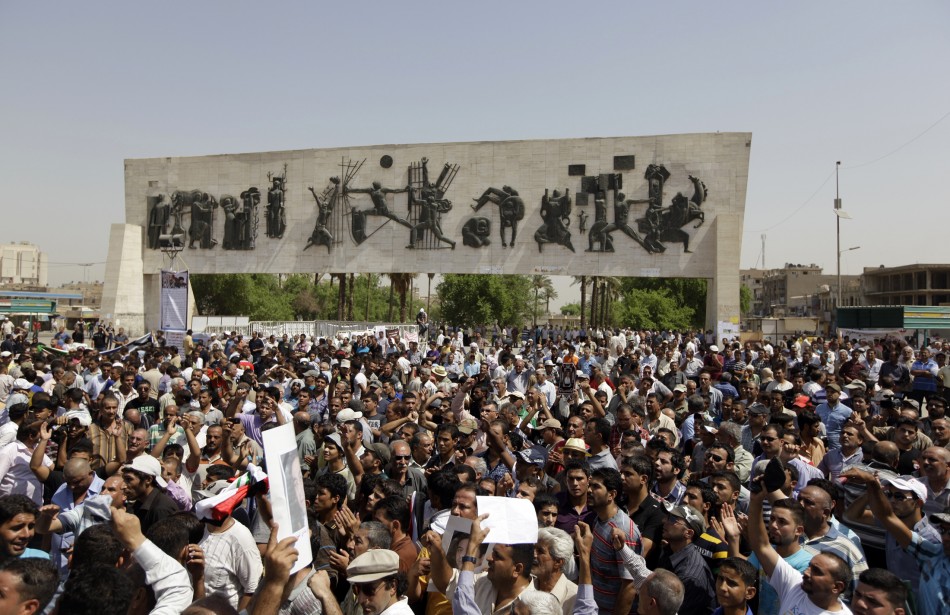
[475,496,539,544]
[262,423,313,573]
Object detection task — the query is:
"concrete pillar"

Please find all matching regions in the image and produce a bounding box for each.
[101,224,146,335]
[705,214,742,340]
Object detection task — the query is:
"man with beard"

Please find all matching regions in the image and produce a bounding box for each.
[588,467,639,615]
[748,482,853,614]
[722,498,813,615]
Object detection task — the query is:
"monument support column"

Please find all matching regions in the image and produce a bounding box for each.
[101,224,146,336]
[705,213,742,339]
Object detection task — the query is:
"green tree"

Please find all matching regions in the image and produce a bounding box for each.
[572,276,589,330]
[191,274,294,321]
[618,287,695,331]
[386,274,414,323]
[620,278,707,328]
[530,275,555,327]
[740,284,752,315]
[437,274,532,327]
[560,302,581,316]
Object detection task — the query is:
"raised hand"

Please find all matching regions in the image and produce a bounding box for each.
[263,522,299,581]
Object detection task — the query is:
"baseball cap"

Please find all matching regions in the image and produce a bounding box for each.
[673,384,688,393]
[12,378,31,390]
[667,504,706,535]
[324,433,346,452]
[575,370,589,380]
[458,418,478,435]
[518,447,547,468]
[122,455,168,489]
[882,475,928,503]
[347,549,400,583]
[792,395,811,409]
[365,443,391,465]
[708,345,719,353]
[845,380,867,391]
[339,359,350,369]
[748,403,770,416]
[824,383,842,393]
[336,408,364,423]
[539,418,562,430]
[507,391,525,400]
[901,398,920,411]
[0,351,11,358]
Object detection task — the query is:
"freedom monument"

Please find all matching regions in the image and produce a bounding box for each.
[102,133,751,334]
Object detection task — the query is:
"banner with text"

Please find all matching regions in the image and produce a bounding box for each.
[160,270,189,331]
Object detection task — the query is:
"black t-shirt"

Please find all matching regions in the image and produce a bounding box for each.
[627,494,666,570]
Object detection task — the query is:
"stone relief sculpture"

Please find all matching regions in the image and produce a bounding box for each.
[305,178,339,252]
[147,195,170,249]
[407,158,459,250]
[470,185,525,247]
[222,188,259,251]
[167,190,218,249]
[141,155,708,257]
[587,191,651,253]
[635,165,707,254]
[534,188,574,252]
[461,217,491,248]
[349,181,413,233]
[266,165,287,239]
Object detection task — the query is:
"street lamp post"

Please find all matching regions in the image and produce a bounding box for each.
[833,161,852,307]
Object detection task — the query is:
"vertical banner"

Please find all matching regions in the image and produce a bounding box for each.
[160,270,189,331]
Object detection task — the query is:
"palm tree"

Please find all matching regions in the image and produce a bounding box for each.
[590,277,599,329]
[572,276,589,330]
[543,283,558,315]
[530,275,555,327]
[598,276,622,328]
[386,273,414,323]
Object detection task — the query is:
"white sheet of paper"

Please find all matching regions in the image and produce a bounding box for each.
[262,423,313,574]
[475,496,539,544]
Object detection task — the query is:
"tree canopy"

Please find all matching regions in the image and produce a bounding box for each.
[435,274,532,327]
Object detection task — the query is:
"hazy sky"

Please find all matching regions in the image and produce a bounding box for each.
[2,2,948,309]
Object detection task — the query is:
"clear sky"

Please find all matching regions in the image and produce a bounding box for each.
[2,2,948,308]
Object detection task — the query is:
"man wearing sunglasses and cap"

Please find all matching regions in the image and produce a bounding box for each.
[842,469,942,594]
[842,468,950,615]
[346,548,412,614]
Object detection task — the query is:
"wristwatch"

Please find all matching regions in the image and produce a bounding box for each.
[461,555,479,565]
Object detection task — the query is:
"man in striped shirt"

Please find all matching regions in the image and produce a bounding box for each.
[589,467,640,615]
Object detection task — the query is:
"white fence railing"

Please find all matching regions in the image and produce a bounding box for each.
[195,319,419,341]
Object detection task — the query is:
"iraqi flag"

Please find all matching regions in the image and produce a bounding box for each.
[195,464,268,523]
[99,333,153,357]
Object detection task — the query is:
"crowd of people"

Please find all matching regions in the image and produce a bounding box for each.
[0,317,949,615]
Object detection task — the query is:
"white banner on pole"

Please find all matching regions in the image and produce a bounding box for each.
[160,270,189,331]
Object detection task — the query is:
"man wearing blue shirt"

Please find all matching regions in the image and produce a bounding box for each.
[853,469,950,615]
[816,384,851,450]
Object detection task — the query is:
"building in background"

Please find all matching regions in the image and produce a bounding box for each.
[861,264,950,307]
[740,268,766,317]
[0,242,47,287]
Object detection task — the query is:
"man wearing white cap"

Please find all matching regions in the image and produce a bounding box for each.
[844,468,950,614]
[120,455,178,533]
[346,549,412,614]
[843,469,941,592]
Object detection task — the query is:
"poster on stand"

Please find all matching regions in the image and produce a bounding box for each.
[161,270,189,331]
